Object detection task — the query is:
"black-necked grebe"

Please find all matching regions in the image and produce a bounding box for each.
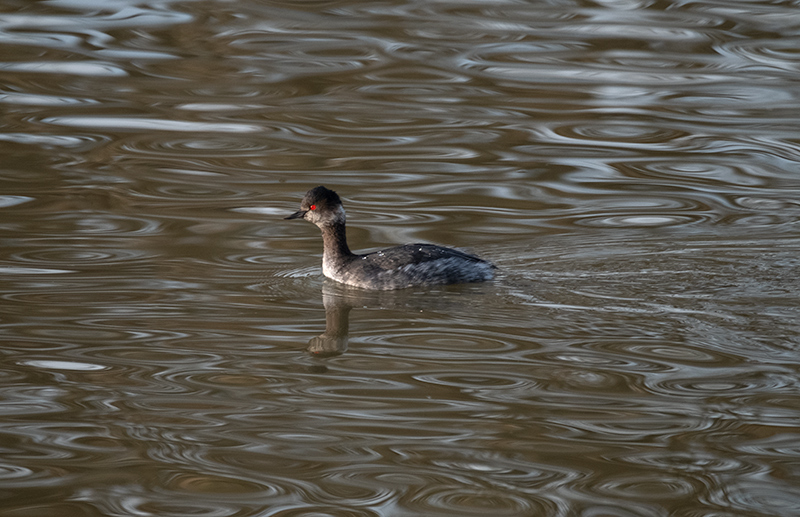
[285,186,496,290]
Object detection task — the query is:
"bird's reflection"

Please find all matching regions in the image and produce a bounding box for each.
[305,280,495,357]
[306,287,353,357]
[304,282,391,356]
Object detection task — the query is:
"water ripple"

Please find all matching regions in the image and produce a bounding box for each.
[3,0,800,515]
[42,116,263,133]
[0,61,127,77]
[8,247,149,267]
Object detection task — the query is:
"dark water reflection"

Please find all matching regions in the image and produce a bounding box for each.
[2,0,800,515]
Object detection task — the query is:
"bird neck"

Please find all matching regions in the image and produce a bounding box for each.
[320,222,353,260]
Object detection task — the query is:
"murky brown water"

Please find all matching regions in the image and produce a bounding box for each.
[2,0,800,515]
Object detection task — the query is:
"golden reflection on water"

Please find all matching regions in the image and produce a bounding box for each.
[2,0,800,516]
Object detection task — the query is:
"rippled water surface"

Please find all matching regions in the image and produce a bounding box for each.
[2,0,800,515]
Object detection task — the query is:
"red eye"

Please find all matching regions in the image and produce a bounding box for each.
[309,204,316,210]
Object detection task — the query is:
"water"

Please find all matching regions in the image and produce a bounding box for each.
[2,0,800,515]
